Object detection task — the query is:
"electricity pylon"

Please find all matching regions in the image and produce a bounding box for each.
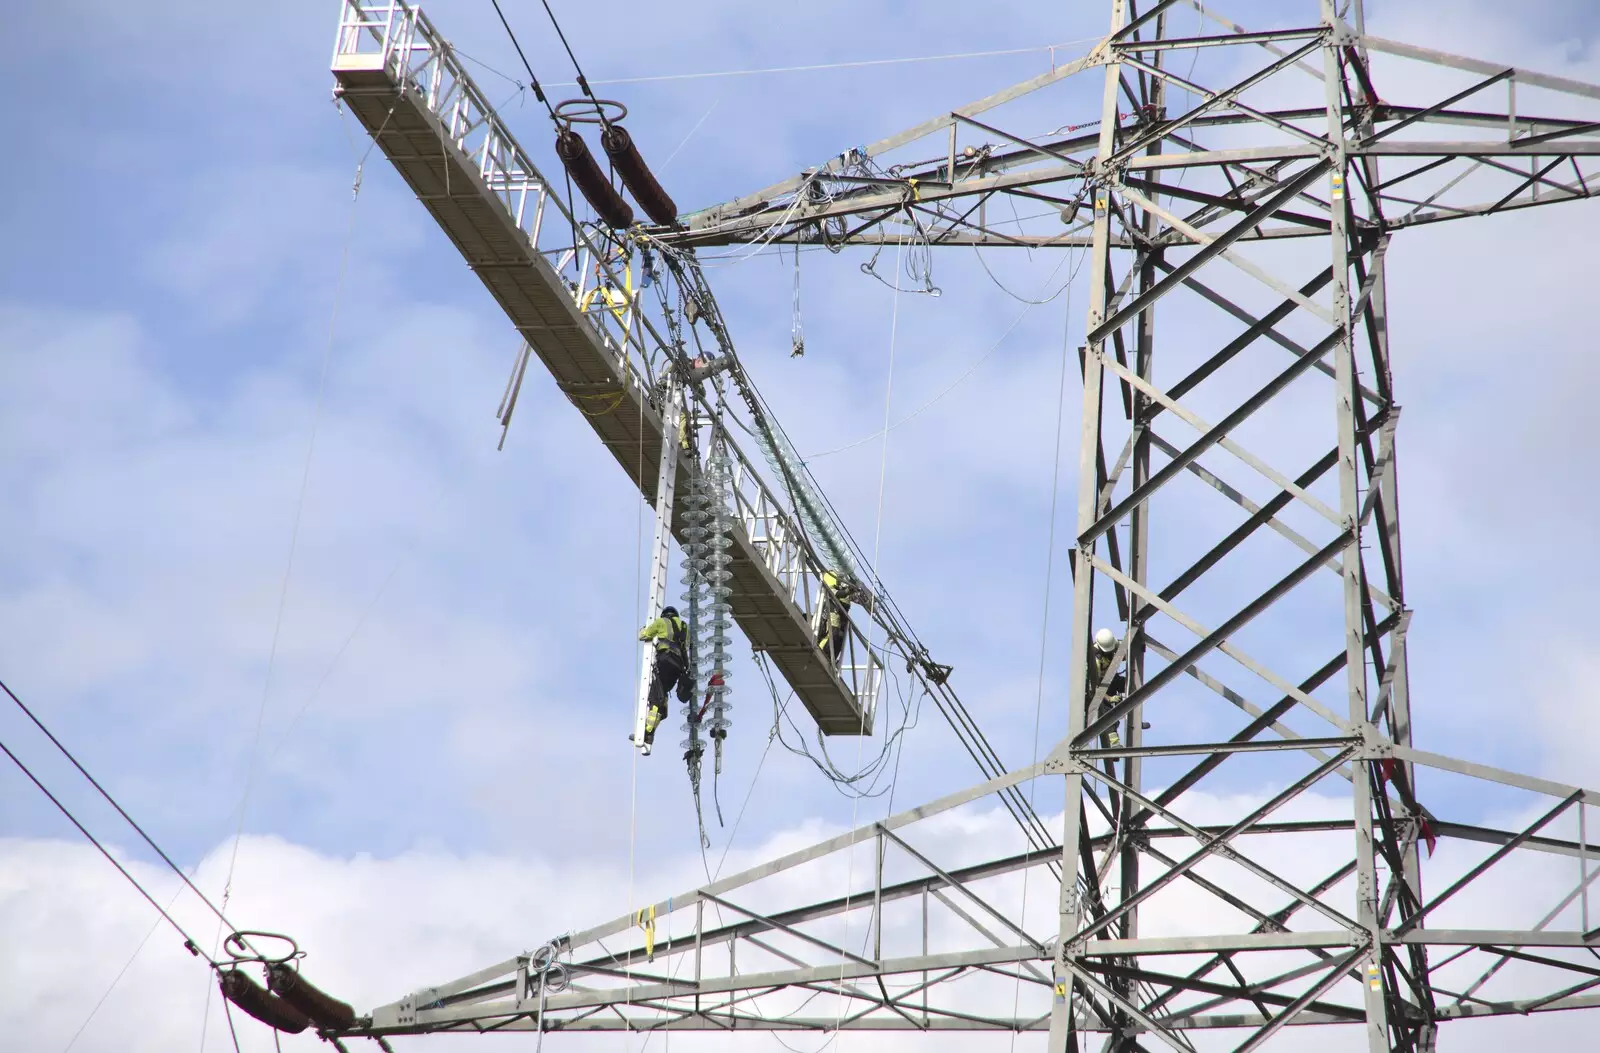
[329,0,1600,1048]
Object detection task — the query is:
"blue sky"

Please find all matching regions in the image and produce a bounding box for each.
[4,0,1600,1049]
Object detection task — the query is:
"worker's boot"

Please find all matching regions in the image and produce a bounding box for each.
[642,705,662,755]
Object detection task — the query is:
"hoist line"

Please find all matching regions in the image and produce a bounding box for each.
[805,249,1077,461]
[658,98,721,175]
[870,234,903,584]
[543,38,1103,88]
[67,112,395,1053]
[61,905,169,1052]
[750,408,1060,871]
[1010,273,1077,1051]
[660,239,1058,888]
[830,236,904,1044]
[0,729,210,963]
[202,144,368,1051]
[773,239,1082,876]
[219,162,361,894]
[76,494,424,1051]
[621,234,654,1052]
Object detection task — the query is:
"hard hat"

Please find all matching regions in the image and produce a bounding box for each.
[1093,628,1118,653]
[662,606,679,618]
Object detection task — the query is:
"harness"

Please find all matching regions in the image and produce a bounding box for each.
[660,616,688,662]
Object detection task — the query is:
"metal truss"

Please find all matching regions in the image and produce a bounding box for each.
[350,748,1600,1046]
[331,0,1600,1049]
[666,1,1600,251]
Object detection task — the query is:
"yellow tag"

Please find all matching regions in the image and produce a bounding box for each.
[635,905,658,959]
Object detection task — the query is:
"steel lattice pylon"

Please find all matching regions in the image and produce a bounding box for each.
[329,0,1600,1049]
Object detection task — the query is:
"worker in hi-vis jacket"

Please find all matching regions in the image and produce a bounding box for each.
[817,570,864,667]
[636,606,692,756]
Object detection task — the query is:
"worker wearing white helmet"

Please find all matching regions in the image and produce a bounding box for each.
[1088,627,1128,748]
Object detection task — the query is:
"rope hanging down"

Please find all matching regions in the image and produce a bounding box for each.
[201,134,372,1051]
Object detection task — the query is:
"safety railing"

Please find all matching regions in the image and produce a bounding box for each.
[333,0,638,383]
[725,431,882,724]
[332,0,882,726]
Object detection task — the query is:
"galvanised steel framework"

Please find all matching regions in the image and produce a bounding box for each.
[328,0,1600,1049]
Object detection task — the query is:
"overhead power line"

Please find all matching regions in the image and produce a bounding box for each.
[0,676,253,956]
[538,0,598,99]
[0,731,208,961]
[488,0,557,117]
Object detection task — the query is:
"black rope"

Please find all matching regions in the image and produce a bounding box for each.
[0,731,211,963]
[0,676,252,950]
[221,990,244,1053]
[538,0,602,111]
[488,0,558,117]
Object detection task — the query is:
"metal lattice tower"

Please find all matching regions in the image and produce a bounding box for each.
[328,0,1600,1049]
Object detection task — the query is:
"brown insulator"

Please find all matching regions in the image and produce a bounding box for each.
[555,129,635,229]
[268,964,358,1030]
[219,968,311,1034]
[600,124,678,226]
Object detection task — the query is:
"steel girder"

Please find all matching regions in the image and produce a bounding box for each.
[656,4,1600,253]
[331,0,1600,1050]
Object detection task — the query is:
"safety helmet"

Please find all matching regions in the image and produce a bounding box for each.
[1093,628,1118,654]
[662,606,679,618]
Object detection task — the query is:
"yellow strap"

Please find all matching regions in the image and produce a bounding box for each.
[635,905,657,959]
[567,390,626,417]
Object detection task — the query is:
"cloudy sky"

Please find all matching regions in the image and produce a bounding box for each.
[3,0,1599,1049]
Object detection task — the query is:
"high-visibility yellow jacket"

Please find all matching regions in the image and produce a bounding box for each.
[820,571,854,635]
[639,614,689,659]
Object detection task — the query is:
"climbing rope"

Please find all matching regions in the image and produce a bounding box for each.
[199,131,371,1053]
[826,236,905,1045]
[805,248,1082,463]
[1009,279,1077,1051]
[623,297,648,1052]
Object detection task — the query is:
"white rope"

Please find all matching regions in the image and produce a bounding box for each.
[545,40,1102,88]
[91,486,432,1053]
[870,237,904,579]
[197,149,366,1053]
[658,99,721,174]
[1009,265,1078,1049]
[804,250,1076,463]
[624,342,647,1053]
[827,236,904,1045]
